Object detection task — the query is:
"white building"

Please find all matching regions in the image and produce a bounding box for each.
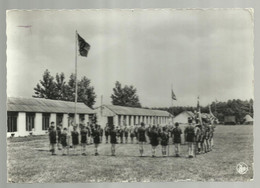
[174,111,195,124]
[95,105,174,128]
[7,97,95,137]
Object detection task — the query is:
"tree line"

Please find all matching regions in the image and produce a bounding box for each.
[34,70,253,123]
[33,70,141,108]
[152,99,254,123]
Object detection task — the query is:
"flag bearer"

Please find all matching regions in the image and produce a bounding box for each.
[160,126,169,157]
[172,122,182,157]
[60,128,69,155]
[49,124,57,155]
[110,125,117,156]
[80,125,88,156]
[184,117,195,158]
[194,119,202,154]
[138,122,146,157]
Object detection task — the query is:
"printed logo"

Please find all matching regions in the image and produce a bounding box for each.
[236,162,248,175]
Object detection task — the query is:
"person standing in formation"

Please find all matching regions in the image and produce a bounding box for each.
[184,117,195,158]
[149,125,159,157]
[204,123,211,153]
[49,123,57,155]
[130,125,135,144]
[104,123,110,144]
[71,126,79,155]
[160,126,169,157]
[137,122,146,157]
[171,122,182,157]
[119,126,124,144]
[56,121,62,150]
[60,128,69,155]
[99,126,103,143]
[110,125,117,156]
[124,125,129,144]
[134,125,139,144]
[80,125,88,156]
[146,124,152,144]
[92,124,101,156]
[194,119,202,154]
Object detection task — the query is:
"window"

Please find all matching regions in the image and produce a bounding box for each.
[129,116,131,125]
[79,114,85,122]
[118,115,121,126]
[42,113,50,130]
[7,112,18,132]
[56,113,63,125]
[26,113,35,131]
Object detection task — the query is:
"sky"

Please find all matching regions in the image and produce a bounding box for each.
[6,9,254,108]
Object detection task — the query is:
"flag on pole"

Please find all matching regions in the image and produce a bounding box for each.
[171,90,177,100]
[77,33,91,57]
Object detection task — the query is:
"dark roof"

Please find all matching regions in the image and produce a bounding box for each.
[103,105,172,117]
[7,97,94,114]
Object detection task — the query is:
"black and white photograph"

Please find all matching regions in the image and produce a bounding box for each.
[6,9,254,182]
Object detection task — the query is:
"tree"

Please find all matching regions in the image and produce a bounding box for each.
[66,74,96,108]
[33,70,96,108]
[111,81,141,107]
[33,69,57,99]
[55,72,67,100]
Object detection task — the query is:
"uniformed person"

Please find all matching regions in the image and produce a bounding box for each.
[56,121,62,150]
[119,126,124,144]
[172,122,182,157]
[137,122,146,157]
[71,126,79,155]
[92,124,101,156]
[134,125,139,144]
[99,126,104,143]
[149,125,159,157]
[104,124,110,144]
[124,125,129,143]
[194,119,202,154]
[200,125,206,153]
[110,125,117,156]
[204,123,211,153]
[49,123,57,155]
[160,126,169,157]
[146,124,152,143]
[60,128,69,155]
[208,122,215,150]
[130,125,135,144]
[184,117,195,158]
[80,125,88,156]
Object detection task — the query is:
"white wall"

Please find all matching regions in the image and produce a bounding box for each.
[34,113,44,135]
[50,113,56,125]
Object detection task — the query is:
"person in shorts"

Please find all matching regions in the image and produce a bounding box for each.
[160,126,169,157]
[138,122,146,157]
[150,125,159,157]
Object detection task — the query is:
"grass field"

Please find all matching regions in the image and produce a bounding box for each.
[7,125,253,183]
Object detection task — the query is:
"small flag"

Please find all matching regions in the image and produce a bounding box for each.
[171,90,177,100]
[77,33,91,57]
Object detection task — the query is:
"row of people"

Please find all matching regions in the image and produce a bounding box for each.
[49,118,215,158]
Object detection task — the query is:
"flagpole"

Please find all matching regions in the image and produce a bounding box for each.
[74,30,78,126]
